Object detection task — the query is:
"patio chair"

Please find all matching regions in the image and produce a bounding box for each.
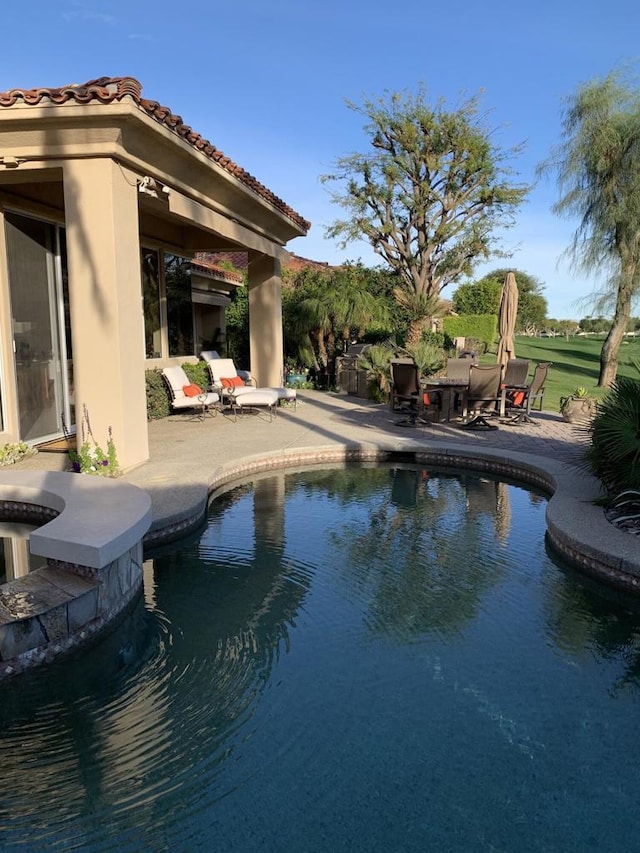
[389,360,441,426]
[200,350,254,385]
[502,362,552,426]
[502,358,530,387]
[499,358,530,417]
[459,364,504,430]
[445,358,473,416]
[446,358,473,382]
[389,358,417,413]
[161,366,220,420]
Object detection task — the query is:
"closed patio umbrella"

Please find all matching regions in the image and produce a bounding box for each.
[496,271,519,369]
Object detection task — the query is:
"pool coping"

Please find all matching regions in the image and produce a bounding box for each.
[143,441,640,594]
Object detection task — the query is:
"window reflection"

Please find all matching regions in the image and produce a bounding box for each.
[141,249,161,359]
[165,254,194,357]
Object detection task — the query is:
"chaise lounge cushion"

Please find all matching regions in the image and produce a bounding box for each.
[183,383,203,397]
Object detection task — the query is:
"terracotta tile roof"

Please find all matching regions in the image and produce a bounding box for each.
[196,251,248,273]
[195,251,335,275]
[0,76,310,233]
[285,253,333,272]
[191,256,244,284]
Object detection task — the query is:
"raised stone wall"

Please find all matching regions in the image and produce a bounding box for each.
[0,472,151,678]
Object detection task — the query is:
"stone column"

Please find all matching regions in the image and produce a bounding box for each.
[62,159,149,470]
[247,254,284,388]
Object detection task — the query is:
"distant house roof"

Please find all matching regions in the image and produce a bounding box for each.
[0,76,311,233]
[194,251,333,278]
[191,255,244,285]
[285,254,332,272]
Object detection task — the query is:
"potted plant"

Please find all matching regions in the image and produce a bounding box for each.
[284,357,309,387]
[559,387,598,425]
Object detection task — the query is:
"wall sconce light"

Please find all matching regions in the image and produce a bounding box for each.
[138,176,159,197]
[138,176,171,198]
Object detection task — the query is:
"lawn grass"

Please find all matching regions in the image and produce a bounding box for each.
[480,335,640,412]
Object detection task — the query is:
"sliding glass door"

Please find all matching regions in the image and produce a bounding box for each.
[5,212,73,443]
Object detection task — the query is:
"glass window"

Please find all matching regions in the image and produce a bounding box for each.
[141,248,161,358]
[165,254,194,357]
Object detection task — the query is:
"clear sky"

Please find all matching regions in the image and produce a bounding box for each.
[2,0,639,319]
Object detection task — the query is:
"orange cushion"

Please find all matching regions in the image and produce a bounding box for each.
[508,390,526,407]
[221,376,244,388]
[183,383,203,397]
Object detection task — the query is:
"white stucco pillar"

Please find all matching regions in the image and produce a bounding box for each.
[62,159,149,471]
[247,254,284,387]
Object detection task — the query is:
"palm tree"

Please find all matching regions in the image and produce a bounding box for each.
[393,290,444,347]
[540,69,640,386]
[287,264,388,375]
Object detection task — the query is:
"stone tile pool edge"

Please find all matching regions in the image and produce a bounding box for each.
[143,441,640,595]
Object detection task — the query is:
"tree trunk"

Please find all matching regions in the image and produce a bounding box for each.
[406,317,429,347]
[598,283,632,387]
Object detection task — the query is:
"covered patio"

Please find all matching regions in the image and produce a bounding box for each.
[0,76,309,470]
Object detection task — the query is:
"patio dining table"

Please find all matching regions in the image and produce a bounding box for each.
[423,377,469,422]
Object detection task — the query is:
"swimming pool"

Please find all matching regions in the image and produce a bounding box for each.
[1,464,639,851]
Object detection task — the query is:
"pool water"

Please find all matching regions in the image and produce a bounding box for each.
[1,464,640,852]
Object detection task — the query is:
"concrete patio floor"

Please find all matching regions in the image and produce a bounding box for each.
[17,391,582,518]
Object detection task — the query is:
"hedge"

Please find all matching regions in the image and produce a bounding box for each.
[442,314,497,351]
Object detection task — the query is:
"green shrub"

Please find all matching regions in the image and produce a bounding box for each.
[586,375,640,490]
[146,369,170,420]
[402,340,447,377]
[420,329,454,351]
[182,361,210,390]
[357,343,394,398]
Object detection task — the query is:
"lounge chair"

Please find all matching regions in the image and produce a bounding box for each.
[161,366,220,420]
[200,350,253,385]
[205,357,296,409]
[228,388,279,422]
[459,364,504,430]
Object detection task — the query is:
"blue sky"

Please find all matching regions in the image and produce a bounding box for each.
[3,0,639,318]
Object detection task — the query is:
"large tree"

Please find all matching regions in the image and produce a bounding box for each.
[540,69,640,386]
[321,86,529,344]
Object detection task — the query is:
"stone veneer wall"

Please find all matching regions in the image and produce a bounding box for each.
[0,500,144,679]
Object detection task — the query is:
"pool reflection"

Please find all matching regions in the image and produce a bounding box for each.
[1,465,640,853]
